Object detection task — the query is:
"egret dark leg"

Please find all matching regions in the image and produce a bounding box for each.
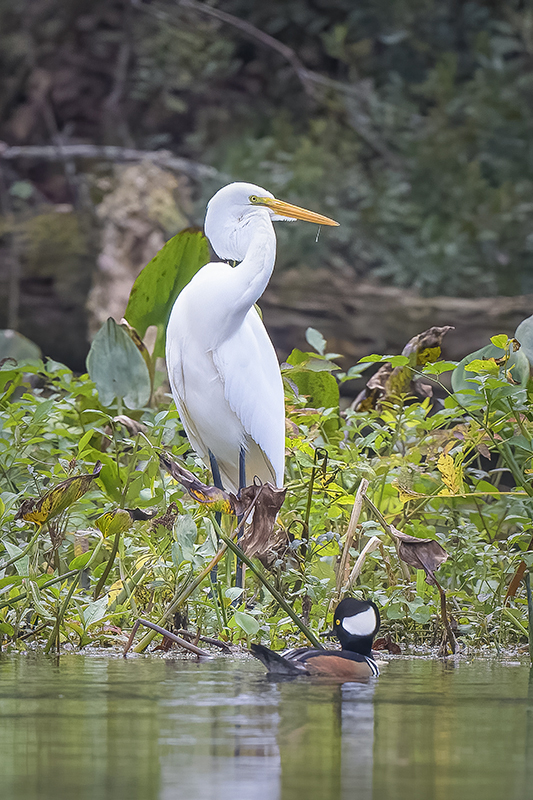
[235,445,246,589]
[209,450,223,584]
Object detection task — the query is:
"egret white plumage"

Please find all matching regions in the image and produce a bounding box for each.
[166,182,339,493]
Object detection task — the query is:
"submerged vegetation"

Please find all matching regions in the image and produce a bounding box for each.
[1,227,533,656]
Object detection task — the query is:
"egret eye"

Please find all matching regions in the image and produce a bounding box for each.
[249,195,259,203]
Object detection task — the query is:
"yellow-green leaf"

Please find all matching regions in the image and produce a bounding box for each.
[15,463,102,526]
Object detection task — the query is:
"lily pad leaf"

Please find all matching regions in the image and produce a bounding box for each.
[87,318,151,409]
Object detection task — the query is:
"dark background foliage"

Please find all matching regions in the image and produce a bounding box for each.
[1,0,532,324]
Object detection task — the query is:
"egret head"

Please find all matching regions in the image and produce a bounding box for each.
[205,182,338,262]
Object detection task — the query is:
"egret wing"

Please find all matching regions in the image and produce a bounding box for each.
[213,308,285,487]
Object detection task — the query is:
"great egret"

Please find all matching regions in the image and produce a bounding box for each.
[166,182,339,494]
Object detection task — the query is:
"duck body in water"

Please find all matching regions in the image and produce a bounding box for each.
[250,598,381,680]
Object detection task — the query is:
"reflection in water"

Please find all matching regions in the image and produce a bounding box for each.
[0,653,531,800]
[341,682,375,800]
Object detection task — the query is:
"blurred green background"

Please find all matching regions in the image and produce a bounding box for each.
[1,0,532,368]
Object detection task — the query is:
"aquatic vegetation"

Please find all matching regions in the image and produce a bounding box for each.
[1,229,532,654]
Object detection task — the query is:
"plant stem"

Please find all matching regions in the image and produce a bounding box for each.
[44,575,80,653]
[93,530,122,600]
[211,515,323,649]
[526,572,533,666]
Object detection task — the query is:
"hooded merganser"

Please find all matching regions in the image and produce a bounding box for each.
[250,598,381,680]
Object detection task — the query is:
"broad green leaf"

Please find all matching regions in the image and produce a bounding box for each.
[0,329,41,362]
[515,314,533,368]
[465,359,499,375]
[288,368,339,410]
[286,349,338,372]
[174,514,197,563]
[359,354,410,367]
[77,429,94,455]
[225,587,244,603]
[305,327,326,356]
[409,604,432,624]
[422,360,457,376]
[2,542,27,576]
[82,596,108,628]
[0,622,14,636]
[86,318,151,409]
[125,228,210,358]
[233,610,260,636]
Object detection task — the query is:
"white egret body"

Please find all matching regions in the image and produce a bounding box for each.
[166,182,338,493]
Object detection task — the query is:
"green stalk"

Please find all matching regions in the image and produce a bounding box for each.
[502,606,529,639]
[93,529,122,600]
[527,572,533,665]
[133,542,229,653]
[0,569,79,611]
[210,514,323,649]
[132,485,266,653]
[44,576,79,654]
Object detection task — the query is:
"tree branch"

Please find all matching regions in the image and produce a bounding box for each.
[131,0,403,168]
[0,142,221,180]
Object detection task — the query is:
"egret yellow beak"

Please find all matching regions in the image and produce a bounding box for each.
[256,196,339,226]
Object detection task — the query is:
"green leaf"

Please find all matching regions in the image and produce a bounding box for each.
[174,514,197,563]
[285,349,338,372]
[515,314,533,368]
[0,329,41,362]
[288,369,339,409]
[77,429,94,455]
[86,318,151,409]
[359,354,410,367]
[233,610,260,636]
[422,360,457,376]
[0,621,15,636]
[305,327,326,356]
[124,229,210,358]
[3,542,28,576]
[452,343,530,398]
[68,551,93,570]
[490,334,509,349]
[464,359,499,375]
[225,587,244,603]
[96,508,132,538]
[82,596,108,628]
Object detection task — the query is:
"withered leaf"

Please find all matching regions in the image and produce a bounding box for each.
[237,483,287,559]
[15,462,102,526]
[159,454,235,515]
[373,634,402,655]
[390,525,448,585]
[353,326,454,411]
[159,453,286,559]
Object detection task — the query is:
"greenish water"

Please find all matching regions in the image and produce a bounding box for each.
[0,653,531,800]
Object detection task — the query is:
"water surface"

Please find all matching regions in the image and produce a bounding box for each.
[0,652,530,800]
